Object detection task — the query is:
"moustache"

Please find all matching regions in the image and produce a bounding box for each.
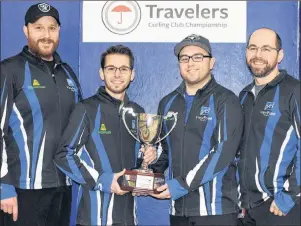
[250,58,267,64]
[38,38,54,44]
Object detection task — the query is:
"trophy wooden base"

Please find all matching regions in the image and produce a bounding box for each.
[118,169,165,195]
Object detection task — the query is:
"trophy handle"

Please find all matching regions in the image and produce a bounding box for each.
[121,107,140,143]
[156,112,178,144]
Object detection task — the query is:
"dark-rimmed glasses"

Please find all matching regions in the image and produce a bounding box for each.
[178,54,212,63]
[104,66,132,75]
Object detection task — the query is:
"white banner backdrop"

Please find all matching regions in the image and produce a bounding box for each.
[83,1,246,43]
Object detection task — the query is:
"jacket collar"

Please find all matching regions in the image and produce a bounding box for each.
[176,75,218,96]
[96,86,130,107]
[242,69,287,92]
[21,46,63,65]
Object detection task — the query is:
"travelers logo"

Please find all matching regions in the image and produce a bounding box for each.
[196,106,212,121]
[29,79,45,89]
[38,3,50,12]
[99,123,112,134]
[261,102,276,117]
[101,1,141,35]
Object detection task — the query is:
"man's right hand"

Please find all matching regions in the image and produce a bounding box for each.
[110,169,129,195]
[0,196,18,221]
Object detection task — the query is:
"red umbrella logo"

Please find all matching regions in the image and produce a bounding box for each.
[111,5,132,24]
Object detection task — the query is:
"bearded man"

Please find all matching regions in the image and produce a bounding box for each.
[238,28,300,226]
[0,3,82,226]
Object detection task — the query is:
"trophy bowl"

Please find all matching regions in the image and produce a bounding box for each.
[118,108,177,195]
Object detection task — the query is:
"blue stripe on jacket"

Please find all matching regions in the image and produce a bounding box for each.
[24,62,43,189]
[9,107,28,187]
[65,112,86,184]
[91,105,113,226]
[259,86,281,196]
[214,167,228,214]
[1,78,6,104]
[163,94,178,180]
[199,95,217,174]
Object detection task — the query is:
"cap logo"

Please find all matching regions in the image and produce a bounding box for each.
[185,34,200,41]
[38,3,51,12]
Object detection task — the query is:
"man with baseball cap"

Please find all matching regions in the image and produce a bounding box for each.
[152,34,243,226]
[0,2,82,225]
[25,2,61,25]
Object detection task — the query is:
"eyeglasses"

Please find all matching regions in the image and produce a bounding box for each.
[104,66,132,75]
[246,45,280,54]
[178,54,212,63]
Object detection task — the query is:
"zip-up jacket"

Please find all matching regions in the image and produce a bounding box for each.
[0,46,82,200]
[158,77,243,216]
[54,87,144,226]
[239,70,300,214]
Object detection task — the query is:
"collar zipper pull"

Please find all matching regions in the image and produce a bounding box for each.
[52,74,56,83]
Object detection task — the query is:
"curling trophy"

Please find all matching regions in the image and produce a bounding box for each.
[119,107,177,195]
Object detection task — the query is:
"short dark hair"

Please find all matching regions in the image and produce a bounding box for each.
[247,27,282,50]
[100,45,134,69]
[275,32,282,50]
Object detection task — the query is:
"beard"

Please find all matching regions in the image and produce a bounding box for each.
[28,37,59,59]
[247,57,277,78]
[104,79,130,95]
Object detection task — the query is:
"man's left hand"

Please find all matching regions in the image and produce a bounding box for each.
[151,184,171,199]
[270,200,286,216]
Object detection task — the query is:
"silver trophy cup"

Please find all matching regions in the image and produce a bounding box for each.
[118,107,177,194]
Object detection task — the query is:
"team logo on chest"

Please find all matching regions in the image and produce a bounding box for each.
[261,101,276,117]
[196,106,212,121]
[28,79,46,89]
[66,79,76,92]
[98,123,112,135]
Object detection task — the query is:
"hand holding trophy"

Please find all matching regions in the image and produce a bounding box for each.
[118,107,177,195]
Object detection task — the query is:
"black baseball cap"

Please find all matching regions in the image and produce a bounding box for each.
[25,3,61,26]
[174,34,212,56]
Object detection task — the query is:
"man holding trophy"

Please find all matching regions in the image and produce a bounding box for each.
[152,34,244,226]
[54,45,157,226]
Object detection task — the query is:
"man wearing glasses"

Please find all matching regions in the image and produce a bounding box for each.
[152,34,243,226]
[238,28,300,225]
[54,45,157,226]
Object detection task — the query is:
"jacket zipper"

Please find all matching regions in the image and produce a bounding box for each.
[118,107,127,226]
[242,86,266,208]
[51,63,62,187]
[180,92,198,216]
[32,61,62,187]
[178,94,186,216]
[118,111,124,170]
[123,193,128,226]
[242,94,254,209]
[181,126,186,216]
